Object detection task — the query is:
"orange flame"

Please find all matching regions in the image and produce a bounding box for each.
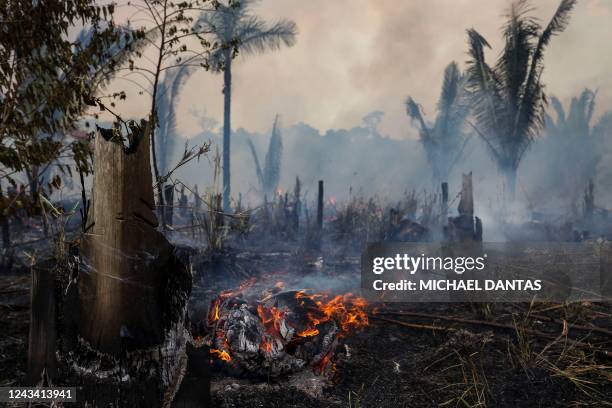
[257,304,286,334]
[210,348,231,362]
[295,291,369,337]
[298,327,320,337]
[260,336,274,354]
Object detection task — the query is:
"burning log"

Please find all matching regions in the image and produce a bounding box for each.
[203,283,367,378]
[69,125,193,406]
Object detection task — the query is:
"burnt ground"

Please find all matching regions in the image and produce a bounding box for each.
[1,238,611,407]
[210,302,612,408]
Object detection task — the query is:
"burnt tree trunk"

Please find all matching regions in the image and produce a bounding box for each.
[222,50,232,211]
[441,182,449,223]
[446,172,482,243]
[27,264,56,385]
[317,180,324,231]
[0,185,10,249]
[72,126,193,406]
[164,184,174,227]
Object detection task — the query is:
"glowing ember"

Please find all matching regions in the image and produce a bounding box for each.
[297,327,320,337]
[210,348,231,362]
[205,283,368,377]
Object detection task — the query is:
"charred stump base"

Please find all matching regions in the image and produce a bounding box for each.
[53,127,199,407]
[59,249,193,407]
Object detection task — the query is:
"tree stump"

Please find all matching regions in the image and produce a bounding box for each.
[70,125,193,406]
[446,172,482,243]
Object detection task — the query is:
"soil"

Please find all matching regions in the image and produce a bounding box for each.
[1,238,611,407]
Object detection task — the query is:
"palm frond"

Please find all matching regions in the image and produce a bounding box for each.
[466,0,575,173]
[236,17,297,55]
[436,62,467,143]
[247,138,264,188]
[156,65,194,173]
[497,0,539,123]
[465,28,505,162]
[405,97,434,145]
[550,96,566,125]
[518,0,576,144]
[263,115,283,194]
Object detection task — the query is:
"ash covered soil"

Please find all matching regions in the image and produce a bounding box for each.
[196,241,612,408]
[1,241,611,407]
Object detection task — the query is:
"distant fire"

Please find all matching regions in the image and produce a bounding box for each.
[204,281,368,377]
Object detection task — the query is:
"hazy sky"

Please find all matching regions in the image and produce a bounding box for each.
[113,0,612,139]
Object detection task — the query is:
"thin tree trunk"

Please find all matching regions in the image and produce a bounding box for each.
[0,185,10,248]
[150,0,168,229]
[26,165,40,202]
[505,167,517,200]
[441,181,448,225]
[317,180,324,231]
[27,263,56,385]
[164,183,174,226]
[222,52,232,211]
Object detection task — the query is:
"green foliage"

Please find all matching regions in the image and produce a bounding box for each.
[0,0,151,231]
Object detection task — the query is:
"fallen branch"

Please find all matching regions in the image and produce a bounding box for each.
[369,315,456,332]
[371,311,612,358]
[376,311,612,338]
[530,314,612,337]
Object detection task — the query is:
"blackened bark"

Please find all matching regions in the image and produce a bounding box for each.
[165,184,174,227]
[317,180,324,231]
[222,51,232,211]
[27,263,56,385]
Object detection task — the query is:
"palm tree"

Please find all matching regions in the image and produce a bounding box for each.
[544,89,609,201]
[248,115,283,195]
[198,0,297,210]
[405,62,471,183]
[465,0,576,198]
[156,65,194,176]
